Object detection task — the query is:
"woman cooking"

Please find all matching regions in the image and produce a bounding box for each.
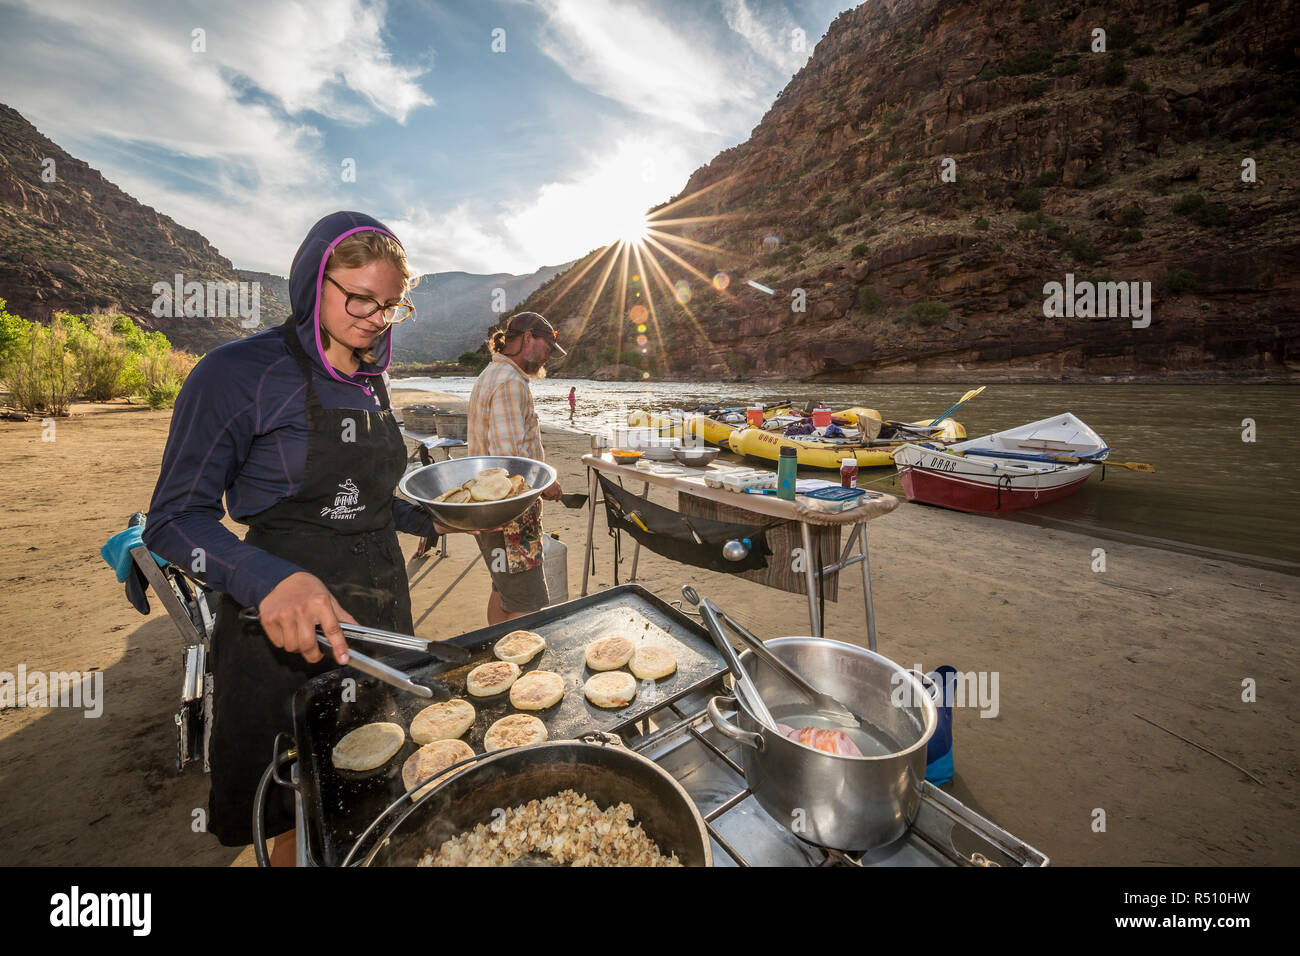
[144,211,450,865]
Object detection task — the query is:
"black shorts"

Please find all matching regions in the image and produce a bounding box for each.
[474,531,550,613]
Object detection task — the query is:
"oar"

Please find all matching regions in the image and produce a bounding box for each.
[928,386,986,427]
[956,447,1155,472]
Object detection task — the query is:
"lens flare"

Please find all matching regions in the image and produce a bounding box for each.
[629,304,648,324]
[674,280,692,304]
[712,272,730,291]
[636,334,648,346]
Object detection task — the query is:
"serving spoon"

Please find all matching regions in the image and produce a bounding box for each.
[681,586,866,729]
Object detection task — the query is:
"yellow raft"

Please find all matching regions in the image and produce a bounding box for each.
[628,406,792,447]
[728,410,967,470]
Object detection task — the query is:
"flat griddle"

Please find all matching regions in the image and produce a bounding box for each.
[287,584,727,867]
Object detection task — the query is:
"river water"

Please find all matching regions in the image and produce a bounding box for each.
[394,376,1300,571]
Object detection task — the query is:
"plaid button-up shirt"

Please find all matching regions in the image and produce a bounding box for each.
[468,353,544,461]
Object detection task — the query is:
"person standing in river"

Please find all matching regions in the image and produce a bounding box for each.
[568,386,576,422]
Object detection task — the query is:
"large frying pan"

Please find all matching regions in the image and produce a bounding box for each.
[359,735,712,867]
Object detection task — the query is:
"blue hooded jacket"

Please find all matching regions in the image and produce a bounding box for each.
[143,211,434,610]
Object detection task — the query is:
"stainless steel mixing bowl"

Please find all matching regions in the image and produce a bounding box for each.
[399,456,557,532]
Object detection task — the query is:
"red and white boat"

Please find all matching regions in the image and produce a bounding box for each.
[892,413,1108,514]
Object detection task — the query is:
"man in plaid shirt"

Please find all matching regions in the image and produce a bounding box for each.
[468,312,565,623]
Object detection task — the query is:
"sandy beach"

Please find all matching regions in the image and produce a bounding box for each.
[0,388,1296,866]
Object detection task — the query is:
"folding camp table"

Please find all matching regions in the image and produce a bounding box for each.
[401,429,468,558]
[579,453,898,646]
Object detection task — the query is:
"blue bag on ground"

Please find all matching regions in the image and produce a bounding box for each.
[925,665,957,784]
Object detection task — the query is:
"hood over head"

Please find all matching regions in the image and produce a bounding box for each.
[288,210,404,384]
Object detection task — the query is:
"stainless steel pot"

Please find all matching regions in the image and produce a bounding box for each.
[708,637,936,851]
[359,736,712,866]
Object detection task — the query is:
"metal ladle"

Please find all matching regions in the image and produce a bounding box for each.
[681,586,866,729]
[681,586,778,731]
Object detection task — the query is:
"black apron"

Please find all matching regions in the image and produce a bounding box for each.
[207,324,412,847]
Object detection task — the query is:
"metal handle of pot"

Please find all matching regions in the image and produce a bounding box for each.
[253,734,298,868]
[906,668,942,702]
[707,696,764,751]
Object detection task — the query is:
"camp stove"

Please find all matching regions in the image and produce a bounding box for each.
[291,678,1047,867]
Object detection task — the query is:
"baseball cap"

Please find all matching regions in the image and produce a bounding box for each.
[506,312,567,356]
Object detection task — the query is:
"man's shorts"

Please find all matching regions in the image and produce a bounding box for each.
[475,530,550,613]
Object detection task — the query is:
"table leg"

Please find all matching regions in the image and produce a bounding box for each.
[799,522,822,638]
[858,522,877,651]
[581,466,597,596]
[628,481,650,583]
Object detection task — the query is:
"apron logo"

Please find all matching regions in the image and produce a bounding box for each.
[321,478,366,520]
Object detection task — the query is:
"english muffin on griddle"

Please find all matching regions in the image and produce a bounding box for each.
[466,660,521,697]
[493,629,546,666]
[410,699,475,745]
[508,670,565,710]
[629,645,677,680]
[484,714,548,751]
[331,722,405,771]
[584,671,637,709]
[402,739,475,801]
[585,635,635,671]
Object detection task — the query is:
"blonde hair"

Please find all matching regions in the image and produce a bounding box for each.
[321,230,418,362]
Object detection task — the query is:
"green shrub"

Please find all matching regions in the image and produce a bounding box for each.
[1059,231,1099,262]
[1109,24,1137,49]
[68,315,131,401]
[834,203,859,226]
[1054,59,1080,76]
[882,108,905,129]
[2,317,75,415]
[137,340,197,410]
[1120,228,1143,243]
[890,161,921,179]
[1019,2,1039,21]
[855,285,883,315]
[902,302,949,327]
[1077,165,1110,188]
[812,232,836,249]
[1117,204,1146,227]
[456,350,486,369]
[1025,79,1051,99]
[0,299,28,366]
[1193,25,1217,46]
[1101,55,1127,86]
[1128,79,1149,94]
[1166,268,1198,294]
[1000,50,1054,76]
[1032,170,1060,188]
[1172,193,1229,226]
[974,216,990,230]
[1016,211,1053,231]
[851,242,870,257]
[1133,42,1154,56]
[1013,187,1042,211]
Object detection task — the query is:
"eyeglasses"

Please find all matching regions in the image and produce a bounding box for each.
[324,274,415,326]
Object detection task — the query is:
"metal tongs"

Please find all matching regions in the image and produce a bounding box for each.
[238,608,469,700]
[681,586,865,730]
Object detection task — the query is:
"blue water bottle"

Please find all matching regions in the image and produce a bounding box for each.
[777,446,797,500]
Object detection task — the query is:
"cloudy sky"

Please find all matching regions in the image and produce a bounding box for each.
[0,0,855,277]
